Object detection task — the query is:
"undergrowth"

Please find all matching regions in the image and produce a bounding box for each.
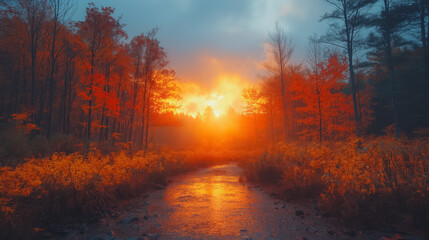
[241,137,429,230]
[0,148,245,239]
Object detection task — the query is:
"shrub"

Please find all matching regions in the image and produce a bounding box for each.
[321,137,429,226]
[0,148,249,238]
[0,149,190,238]
[0,128,32,163]
[241,137,429,229]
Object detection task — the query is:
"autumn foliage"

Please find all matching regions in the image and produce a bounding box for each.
[0,0,428,239]
[242,137,429,228]
[0,148,249,239]
[241,53,357,145]
[0,2,181,154]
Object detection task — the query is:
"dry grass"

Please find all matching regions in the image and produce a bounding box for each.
[241,137,429,229]
[0,148,248,239]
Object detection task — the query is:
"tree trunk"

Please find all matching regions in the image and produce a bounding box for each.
[318,94,322,143]
[87,46,95,140]
[346,37,361,137]
[384,0,400,138]
[99,105,105,142]
[280,72,288,142]
[140,73,150,149]
[30,29,37,108]
[144,92,151,152]
[47,11,59,139]
[420,0,427,48]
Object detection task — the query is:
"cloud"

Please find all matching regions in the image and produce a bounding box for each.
[76,0,331,97]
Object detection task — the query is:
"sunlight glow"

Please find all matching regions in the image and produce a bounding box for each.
[178,74,251,118]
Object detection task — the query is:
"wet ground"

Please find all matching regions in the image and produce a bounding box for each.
[62,164,423,240]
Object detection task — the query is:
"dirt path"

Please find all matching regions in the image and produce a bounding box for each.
[62,164,422,240]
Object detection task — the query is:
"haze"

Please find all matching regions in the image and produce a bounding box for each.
[75,0,330,116]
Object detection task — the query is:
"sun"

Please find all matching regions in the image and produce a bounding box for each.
[178,73,251,118]
[205,95,224,118]
[213,110,221,118]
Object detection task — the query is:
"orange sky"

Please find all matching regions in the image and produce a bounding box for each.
[175,51,266,117]
[75,0,331,118]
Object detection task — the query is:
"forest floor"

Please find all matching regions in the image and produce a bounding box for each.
[54,163,424,240]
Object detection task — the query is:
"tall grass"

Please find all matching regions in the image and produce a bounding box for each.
[241,137,429,229]
[0,148,247,239]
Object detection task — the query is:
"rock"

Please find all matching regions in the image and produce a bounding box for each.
[282,204,286,208]
[118,216,139,224]
[144,215,151,220]
[240,229,248,232]
[295,210,304,216]
[327,230,336,235]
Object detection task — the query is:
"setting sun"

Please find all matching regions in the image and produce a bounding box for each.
[178,73,252,118]
[0,0,427,239]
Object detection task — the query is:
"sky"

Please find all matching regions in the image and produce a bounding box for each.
[75,0,331,116]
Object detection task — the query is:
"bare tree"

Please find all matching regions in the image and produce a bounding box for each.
[46,0,75,138]
[320,0,377,137]
[306,35,324,142]
[138,28,168,151]
[18,0,47,108]
[266,22,294,143]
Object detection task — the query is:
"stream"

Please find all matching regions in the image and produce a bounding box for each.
[61,163,422,240]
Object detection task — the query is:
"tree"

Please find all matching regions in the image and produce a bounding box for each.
[306,36,325,142]
[46,0,74,138]
[18,0,47,108]
[127,34,146,143]
[138,29,168,150]
[266,22,294,142]
[260,77,282,144]
[321,0,377,137]
[76,3,126,140]
[144,68,181,150]
[297,51,350,141]
[366,0,409,138]
[0,2,181,149]
[242,87,262,145]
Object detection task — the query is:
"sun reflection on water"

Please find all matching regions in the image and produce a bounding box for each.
[159,165,259,239]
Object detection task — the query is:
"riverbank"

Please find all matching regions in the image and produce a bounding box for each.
[0,149,246,239]
[59,164,424,240]
[240,137,429,238]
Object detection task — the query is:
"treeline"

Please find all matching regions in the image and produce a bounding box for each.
[242,0,429,143]
[0,1,180,153]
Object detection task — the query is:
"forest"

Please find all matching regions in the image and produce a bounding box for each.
[0,0,428,239]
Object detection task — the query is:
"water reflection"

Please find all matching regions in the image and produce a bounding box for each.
[155,164,266,239]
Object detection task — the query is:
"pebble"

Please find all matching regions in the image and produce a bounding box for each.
[118,216,139,224]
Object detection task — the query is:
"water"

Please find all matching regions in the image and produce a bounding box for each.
[63,164,421,240]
